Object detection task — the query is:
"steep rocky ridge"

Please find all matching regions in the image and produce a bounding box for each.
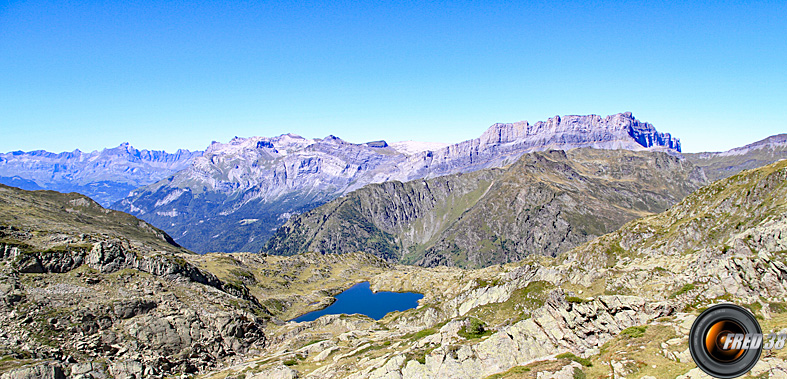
[264,148,706,268]
[0,143,201,206]
[115,112,681,253]
[686,133,787,181]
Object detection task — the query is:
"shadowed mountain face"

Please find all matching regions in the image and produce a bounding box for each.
[263,148,707,268]
[0,143,201,206]
[685,134,787,182]
[115,112,681,253]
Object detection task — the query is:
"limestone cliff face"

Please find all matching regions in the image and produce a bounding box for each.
[477,112,679,151]
[116,113,681,253]
[373,112,681,184]
[264,148,706,268]
[0,143,201,206]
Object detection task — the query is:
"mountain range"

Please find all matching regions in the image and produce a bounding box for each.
[2,111,786,378]
[685,133,787,181]
[0,143,201,206]
[264,148,706,268]
[261,132,787,267]
[113,112,682,253]
[2,113,785,258]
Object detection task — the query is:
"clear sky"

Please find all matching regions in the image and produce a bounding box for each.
[1,1,785,154]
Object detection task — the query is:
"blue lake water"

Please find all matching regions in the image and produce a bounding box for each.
[292,281,424,322]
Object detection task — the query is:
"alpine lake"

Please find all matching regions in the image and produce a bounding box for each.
[292,281,424,322]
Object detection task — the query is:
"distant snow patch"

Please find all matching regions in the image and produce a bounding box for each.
[278,212,294,221]
[126,202,145,215]
[239,218,259,225]
[154,188,187,207]
[390,141,449,155]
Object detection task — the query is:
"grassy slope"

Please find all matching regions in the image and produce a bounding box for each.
[0,184,185,253]
[686,134,787,182]
[265,148,705,268]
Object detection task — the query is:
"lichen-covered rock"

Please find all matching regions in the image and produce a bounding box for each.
[108,360,148,379]
[0,363,65,379]
[248,365,299,379]
[69,362,108,379]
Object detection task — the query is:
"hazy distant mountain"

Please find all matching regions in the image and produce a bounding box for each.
[0,143,202,206]
[685,134,787,181]
[115,112,681,253]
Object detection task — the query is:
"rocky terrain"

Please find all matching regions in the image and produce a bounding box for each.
[3,155,787,378]
[686,133,787,182]
[264,148,706,268]
[115,112,682,253]
[206,154,787,379]
[0,186,268,377]
[0,143,201,206]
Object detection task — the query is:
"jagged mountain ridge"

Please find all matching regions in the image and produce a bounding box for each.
[116,112,681,253]
[263,148,706,268]
[0,143,202,206]
[685,133,787,181]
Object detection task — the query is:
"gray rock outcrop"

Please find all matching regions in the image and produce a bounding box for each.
[0,364,65,379]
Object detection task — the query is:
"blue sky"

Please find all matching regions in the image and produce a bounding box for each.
[1,1,785,154]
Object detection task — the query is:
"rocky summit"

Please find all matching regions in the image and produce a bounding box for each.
[116,112,681,253]
[2,150,787,379]
[0,143,201,207]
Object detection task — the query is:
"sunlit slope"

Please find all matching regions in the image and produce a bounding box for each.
[223,160,787,379]
[0,184,184,253]
[686,133,787,181]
